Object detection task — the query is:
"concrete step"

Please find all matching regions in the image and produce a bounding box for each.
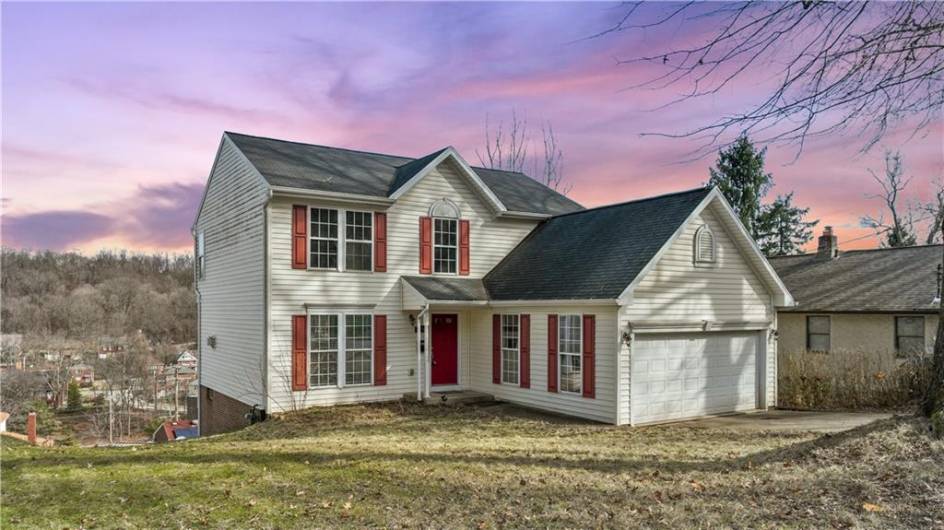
[402,390,494,406]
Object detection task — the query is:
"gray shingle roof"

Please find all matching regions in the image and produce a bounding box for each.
[402,276,489,301]
[483,188,712,300]
[768,245,942,313]
[225,132,582,216]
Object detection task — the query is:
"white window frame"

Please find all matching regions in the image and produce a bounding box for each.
[307,311,374,389]
[433,217,459,275]
[558,314,583,395]
[308,207,374,272]
[694,224,716,265]
[500,314,520,385]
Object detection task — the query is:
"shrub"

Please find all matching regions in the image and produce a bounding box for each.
[7,400,62,437]
[778,349,932,410]
[66,380,82,412]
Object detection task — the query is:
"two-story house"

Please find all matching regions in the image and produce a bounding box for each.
[194,132,792,435]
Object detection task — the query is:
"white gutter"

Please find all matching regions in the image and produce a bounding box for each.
[415,303,429,401]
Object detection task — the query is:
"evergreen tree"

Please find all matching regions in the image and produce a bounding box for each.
[707,134,773,238]
[756,194,819,256]
[66,379,82,412]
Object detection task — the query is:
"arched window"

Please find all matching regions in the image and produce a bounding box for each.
[428,198,460,219]
[694,224,716,264]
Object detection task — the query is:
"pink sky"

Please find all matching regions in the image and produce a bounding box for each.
[2,2,941,254]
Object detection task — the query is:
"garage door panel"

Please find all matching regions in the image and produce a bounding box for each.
[632,331,761,424]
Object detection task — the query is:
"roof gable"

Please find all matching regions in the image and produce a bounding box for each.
[484,188,711,300]
[223,132,582,216]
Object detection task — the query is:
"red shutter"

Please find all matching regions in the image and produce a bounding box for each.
[459,219,470,276]
[419,217,432,274]
[291,315,307,391]
[374,212,387,272]
[492,314,501,384]
[519,314,530,389]
[374,315,387,386]
[547,314,558,393]
[582,314,596,399]
[291,205,307,269]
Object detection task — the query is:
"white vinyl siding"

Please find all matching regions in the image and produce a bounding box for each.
[195,136,269,407]
[468,306,619,424]
[266,158,538,412]
[618,202,777,425]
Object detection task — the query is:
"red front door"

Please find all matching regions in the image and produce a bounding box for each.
[431,314,458,386]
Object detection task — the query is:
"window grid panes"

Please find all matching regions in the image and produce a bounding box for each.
[345,211,373,271]
[345,314,373,385]
[896,316,925,355]
[559,315,582,394]
[501,314,519,385]
[807,315,830,352]
[310,208,338,269]
[433,218,458,274]
[309,314,338,387]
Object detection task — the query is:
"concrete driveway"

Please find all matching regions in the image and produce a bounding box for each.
[678,409,893,433]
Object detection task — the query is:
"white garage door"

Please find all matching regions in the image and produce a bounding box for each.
[631,332,762,425]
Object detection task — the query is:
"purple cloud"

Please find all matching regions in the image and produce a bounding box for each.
[2,210,116,250]
[122,182,204,248]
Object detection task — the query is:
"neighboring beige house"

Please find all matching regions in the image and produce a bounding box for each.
[769,227,940,356]
[194,132,792,434]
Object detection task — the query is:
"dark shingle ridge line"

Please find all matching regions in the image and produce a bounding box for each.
[547,186,709,220]
[767,243,944,260]
[225,130,541,177]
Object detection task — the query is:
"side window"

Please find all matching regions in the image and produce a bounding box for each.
[806,315,830,352]
[694,224,716,264]
[558,314,582,393]
[345,211,373,271]
[500,314,520,385]
[895,316,925,355]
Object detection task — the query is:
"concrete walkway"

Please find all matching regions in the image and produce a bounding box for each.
[679,409,893,433]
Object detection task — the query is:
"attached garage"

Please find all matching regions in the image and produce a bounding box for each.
[631,332,765,425]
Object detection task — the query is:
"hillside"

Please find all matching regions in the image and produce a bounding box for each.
[2,403,942,529]
[0,249,195,347]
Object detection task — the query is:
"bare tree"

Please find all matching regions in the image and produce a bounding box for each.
[597,1,944,155]
[477,111,572,194]
[861,151,918,248]
[921,178,944,245]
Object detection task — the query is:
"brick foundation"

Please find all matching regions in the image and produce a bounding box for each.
[199,385,258,435]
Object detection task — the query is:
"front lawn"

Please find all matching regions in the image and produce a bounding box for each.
[2,402,942,528]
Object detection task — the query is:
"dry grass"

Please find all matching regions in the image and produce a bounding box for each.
[779,350,932,411]
[2,402,942,529]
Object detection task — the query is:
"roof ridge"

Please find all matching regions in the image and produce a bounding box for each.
[768,243,944,260]
[225,131,414,161]
[549,187,709,219]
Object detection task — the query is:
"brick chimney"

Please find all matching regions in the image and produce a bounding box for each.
[26,412,37,444]
[817,226,838,259]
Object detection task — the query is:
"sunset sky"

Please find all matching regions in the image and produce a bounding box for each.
[2,2,941,255]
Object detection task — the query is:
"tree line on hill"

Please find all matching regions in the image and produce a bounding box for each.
[1,249,195,350]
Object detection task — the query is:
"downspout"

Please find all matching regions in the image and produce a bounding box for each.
[416,303,429,401]
[262,189,272,414]
[192,228,202,435]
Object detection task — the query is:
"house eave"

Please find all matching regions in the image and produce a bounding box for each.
[270,186,395,207]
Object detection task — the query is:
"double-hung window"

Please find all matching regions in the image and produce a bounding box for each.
[309,208,373,271]
[558,315,582,394]
[500,314,519,385]
[433,218,458,274]
[806,315,830,352]
[345,211,372,271]
[895,316,925,355]
[309,312,373,388]
[310,208,339,269]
